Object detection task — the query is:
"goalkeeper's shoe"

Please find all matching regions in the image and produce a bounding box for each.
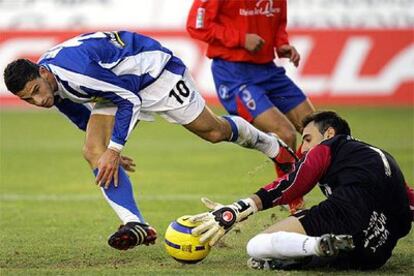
[270,133,299,174]
[316,234,354,257]
[247,258,278,270]
[247,257,308,270]
[108,222,157,250]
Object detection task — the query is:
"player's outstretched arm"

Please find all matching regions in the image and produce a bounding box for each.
[189,196,260,246]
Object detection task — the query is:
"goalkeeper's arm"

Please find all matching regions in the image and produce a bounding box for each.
[190,195,263,246]
[190,145,331,246]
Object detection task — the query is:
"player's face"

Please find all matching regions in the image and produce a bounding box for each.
[301,121,325,154]
[16,76,55,108]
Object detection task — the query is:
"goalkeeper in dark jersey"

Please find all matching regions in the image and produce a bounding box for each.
[190,111,413,270]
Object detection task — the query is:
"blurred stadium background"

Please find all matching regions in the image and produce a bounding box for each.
[0,0,413,274]
[0,0,413,105]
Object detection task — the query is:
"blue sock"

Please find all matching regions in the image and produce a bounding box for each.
[93,167,145,224]
[222,115,239,142]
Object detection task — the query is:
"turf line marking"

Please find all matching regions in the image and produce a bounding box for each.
[0,193,237,202]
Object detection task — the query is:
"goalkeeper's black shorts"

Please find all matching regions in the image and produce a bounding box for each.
[293,184,411,270]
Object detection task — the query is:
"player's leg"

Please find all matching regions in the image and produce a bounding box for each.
[211,62,304,213]
[269,97,315,214]
[265,67,314,210]
[84,113,146,224]
[159,70,281,159]
[183,106,280,159]
[266,64,315,137]
[213,63,302,179]
[212,61,298,154]
[250,106,296,149]
[246,195,358,270]
[228,85,304,213]
[246,216,353,263]
[231,84,298,150]
[285,98,315,133]
[233,85,301,175]
[247,184,410,270]
[83,109,156,250]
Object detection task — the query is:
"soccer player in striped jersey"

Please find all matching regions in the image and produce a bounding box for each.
[3,31,291,250]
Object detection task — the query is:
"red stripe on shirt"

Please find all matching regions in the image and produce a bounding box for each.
[256,144,332,209]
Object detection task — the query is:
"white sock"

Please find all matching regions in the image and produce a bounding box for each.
[224,116,279,158]
[246,232,319,260]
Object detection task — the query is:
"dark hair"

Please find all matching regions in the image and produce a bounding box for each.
[302,111,351,136]
[3,59,40,94]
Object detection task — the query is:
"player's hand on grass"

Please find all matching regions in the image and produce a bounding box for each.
[277,44,300,67]
[96,148,121,189]
[245,33,265,53]
[120,155,136,172]
[189,197,258,246]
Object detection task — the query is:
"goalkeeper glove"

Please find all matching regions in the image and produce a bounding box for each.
[189,197,258,246]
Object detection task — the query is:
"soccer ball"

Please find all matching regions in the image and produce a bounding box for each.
[164,215,211,263]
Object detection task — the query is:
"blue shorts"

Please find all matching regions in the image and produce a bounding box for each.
[211,59,306,122]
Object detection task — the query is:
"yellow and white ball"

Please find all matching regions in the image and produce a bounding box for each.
[164,215,211,263]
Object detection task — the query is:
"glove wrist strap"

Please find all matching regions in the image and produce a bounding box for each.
[232,198,258,222]
[241,197,258,213]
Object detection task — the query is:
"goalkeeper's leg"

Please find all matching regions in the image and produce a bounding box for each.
[246,216,354,270]
[247,231,354,260]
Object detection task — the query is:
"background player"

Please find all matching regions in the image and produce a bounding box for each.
[186,0,315,172]
[190,111,412,270]
[3,30,288,251]
[187,0,316,212]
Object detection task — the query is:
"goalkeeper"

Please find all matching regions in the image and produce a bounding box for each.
[190,111,413,270]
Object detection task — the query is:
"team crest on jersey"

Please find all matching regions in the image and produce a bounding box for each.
[218,85,229,99]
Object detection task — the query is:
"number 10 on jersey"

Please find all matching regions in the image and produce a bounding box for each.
[169,80,191,104]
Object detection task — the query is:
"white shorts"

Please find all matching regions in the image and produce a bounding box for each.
[91,69,206,125]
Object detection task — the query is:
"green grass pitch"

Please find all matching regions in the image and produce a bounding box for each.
[0,106,413,275]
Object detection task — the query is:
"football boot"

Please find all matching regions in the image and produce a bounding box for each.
[316,234,355,257]
[247,257,308,270]
[270,133,299,174]
[108,222,157,250]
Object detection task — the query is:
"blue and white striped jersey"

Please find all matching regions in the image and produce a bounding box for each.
[39,31,186,150]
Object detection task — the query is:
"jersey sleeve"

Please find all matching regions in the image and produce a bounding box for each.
[76,63,142,152]
[255,144,332,210]
[54,97,91,131]
[274,0,290,48]
[186,0,245,48]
